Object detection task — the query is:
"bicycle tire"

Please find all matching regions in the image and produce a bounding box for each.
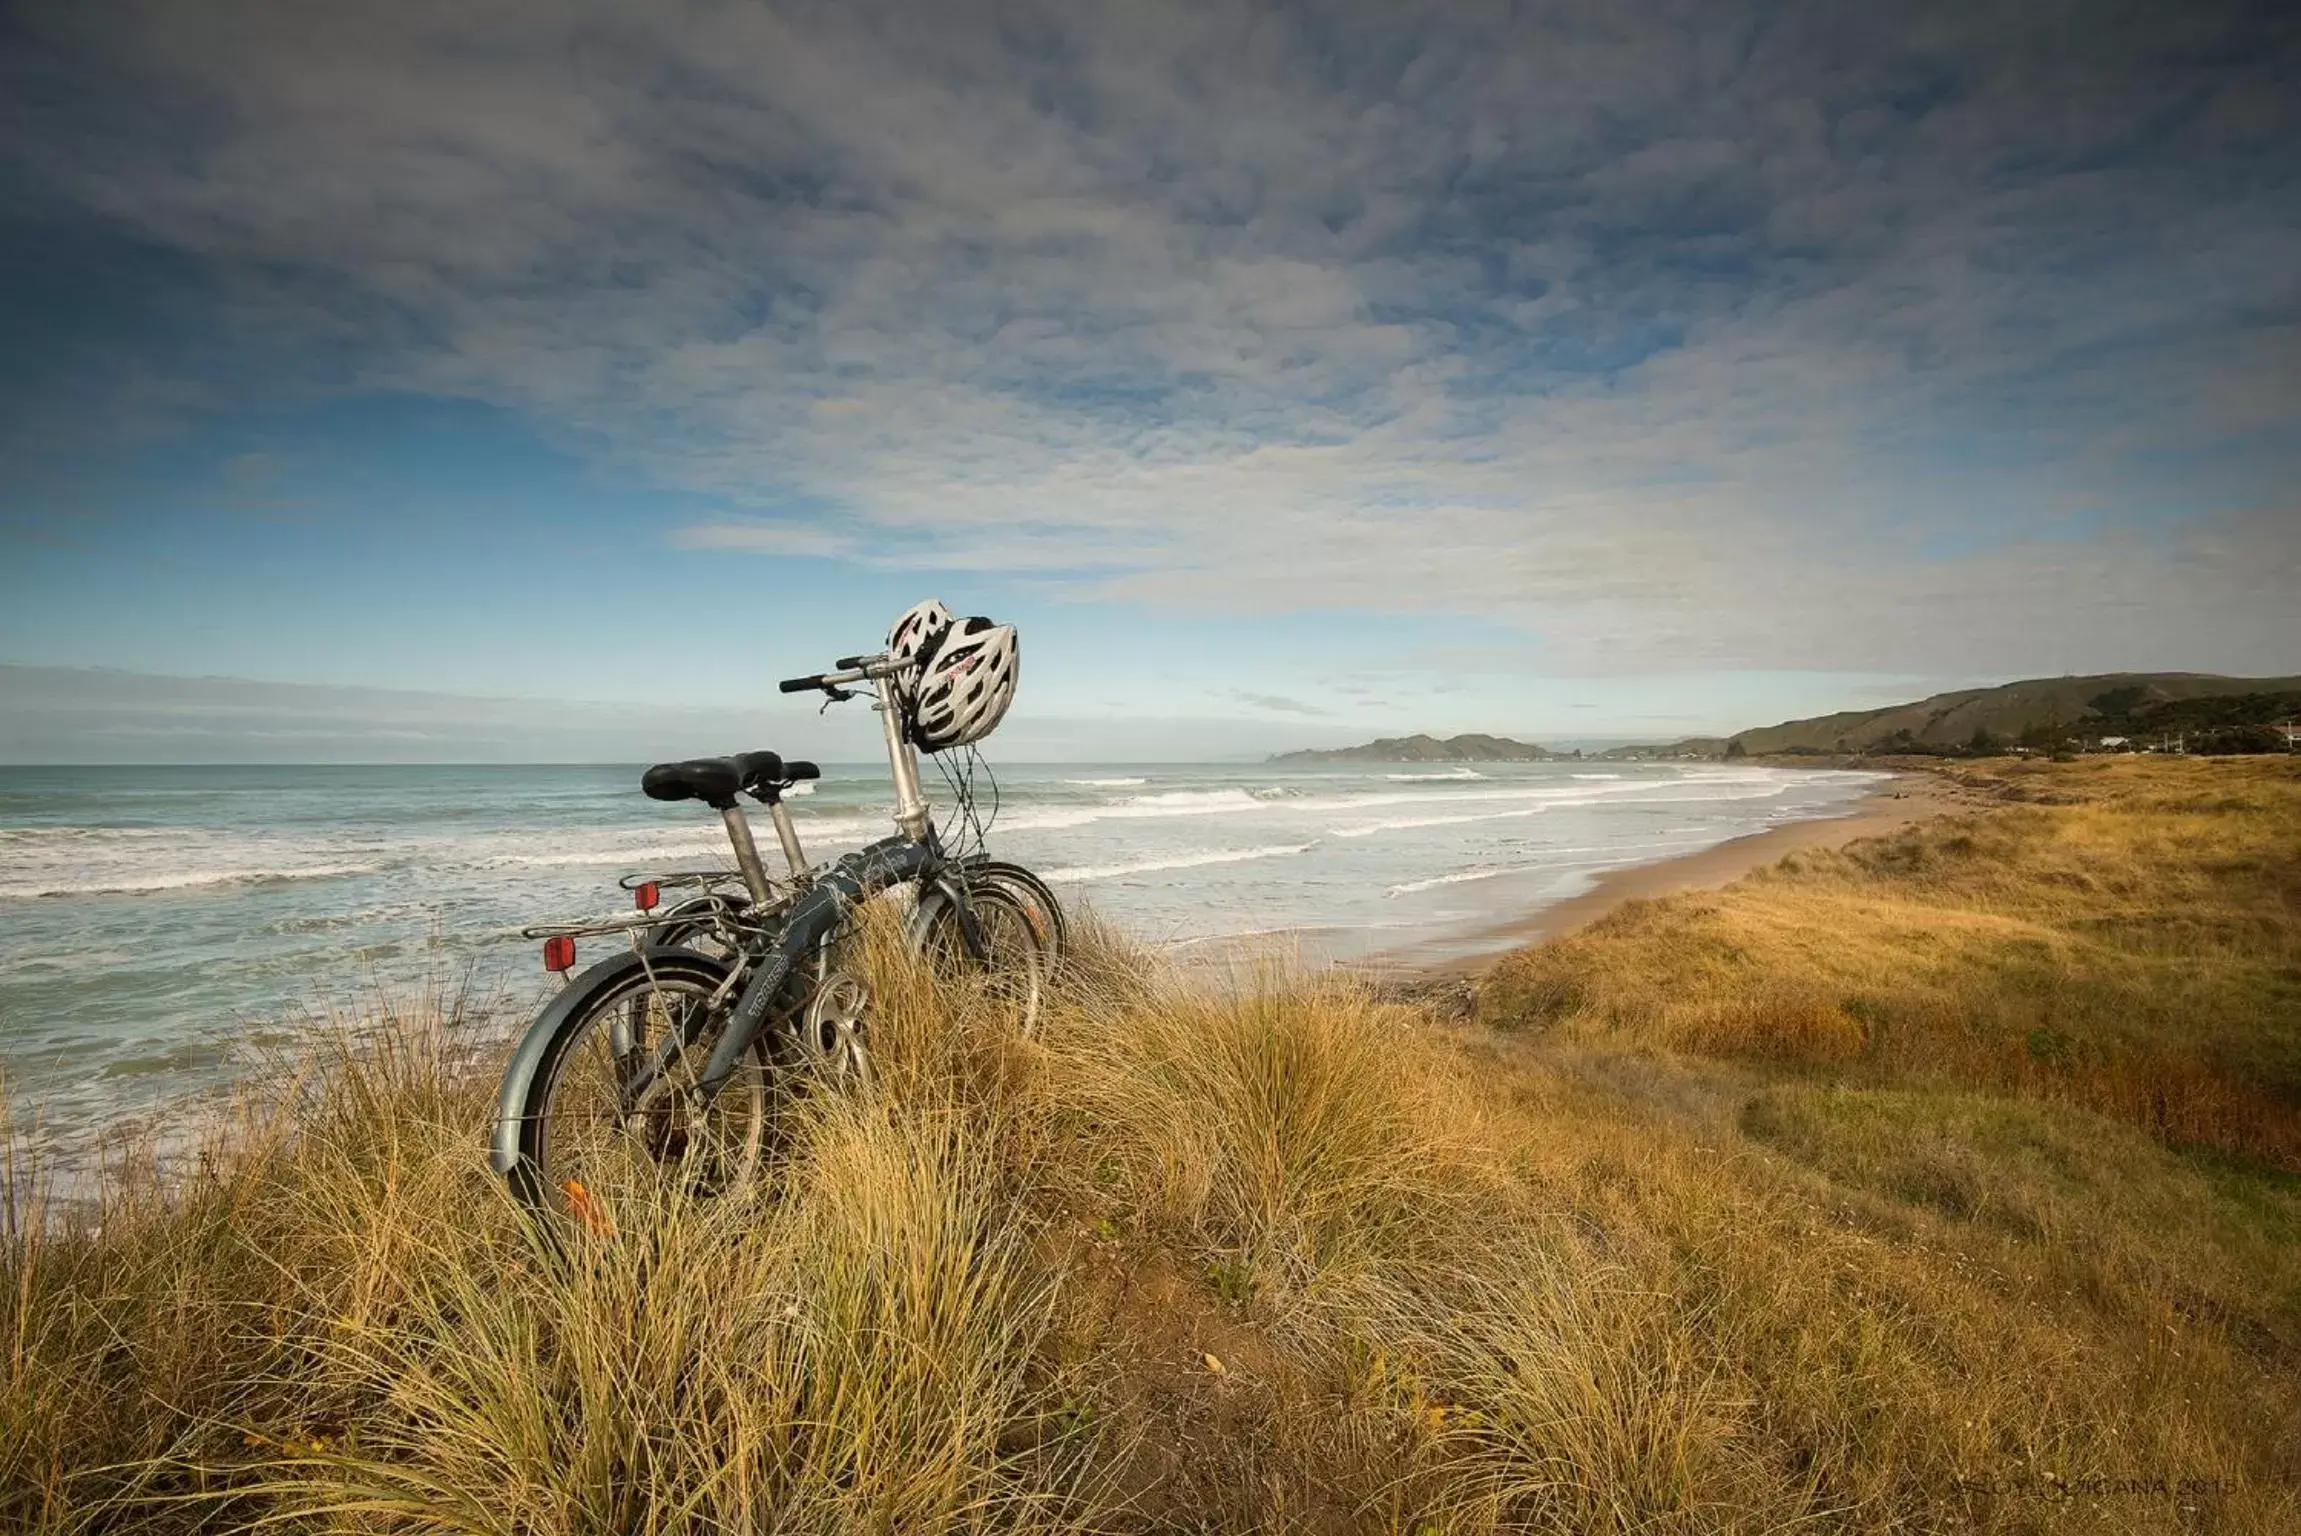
[496,948,776,1226]
[967,858,1068,958]
[913,880,1054,1037]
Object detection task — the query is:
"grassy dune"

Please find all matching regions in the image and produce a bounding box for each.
[6,757,2298,1532]
[1480,756,2301,1163]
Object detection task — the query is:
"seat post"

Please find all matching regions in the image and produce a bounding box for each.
[718,805,775,907]
[763,791,808,876]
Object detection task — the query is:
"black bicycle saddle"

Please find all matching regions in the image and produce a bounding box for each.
[640,752,819,808]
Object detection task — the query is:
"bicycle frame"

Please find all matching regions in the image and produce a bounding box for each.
[488,654,991,1181]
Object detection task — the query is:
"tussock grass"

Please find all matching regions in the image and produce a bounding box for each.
[7,757,2300,1530]
[1053,974,1503,1303]
[1481,755,2301,1166]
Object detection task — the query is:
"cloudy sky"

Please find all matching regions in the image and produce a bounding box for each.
[3,0,2296,760]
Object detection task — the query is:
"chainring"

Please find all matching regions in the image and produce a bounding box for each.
[799,970,874,1092]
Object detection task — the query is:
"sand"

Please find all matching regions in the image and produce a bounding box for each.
[1365,769,1980,977]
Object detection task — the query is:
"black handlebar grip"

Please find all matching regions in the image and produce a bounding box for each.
[778,675,824,694]
[835,654,870,669]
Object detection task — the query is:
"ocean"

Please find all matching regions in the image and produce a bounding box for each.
[0,759,1881,1151]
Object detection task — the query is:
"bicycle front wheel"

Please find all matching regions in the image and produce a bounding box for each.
[509,950,776,1227]
[917,881,1054,1038]
[970,859,1068,960]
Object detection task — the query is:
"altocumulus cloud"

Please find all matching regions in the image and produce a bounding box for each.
[5,0,2297,675]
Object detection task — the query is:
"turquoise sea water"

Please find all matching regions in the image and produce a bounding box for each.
[0,759,1881,1151]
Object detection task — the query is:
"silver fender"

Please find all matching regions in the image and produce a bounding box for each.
[903,869,976,955]
[488,946,732,1177]
[959,857,1067,955]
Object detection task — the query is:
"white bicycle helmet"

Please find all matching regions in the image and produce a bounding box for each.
[909,617,1019,751]
[886,597,954,703]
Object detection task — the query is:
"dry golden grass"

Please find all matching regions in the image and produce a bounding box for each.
[1480,755,2301,1167]
[5,757,2298,1531]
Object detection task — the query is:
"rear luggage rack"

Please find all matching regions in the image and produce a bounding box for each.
[615,870,747,894]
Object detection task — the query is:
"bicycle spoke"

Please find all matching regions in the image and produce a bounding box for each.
[531,969,770,1217]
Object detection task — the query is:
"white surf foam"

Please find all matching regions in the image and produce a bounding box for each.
[1062,777,1149,788]
[1042,842,1318,883]
[0,826,182,842]
[1,862,386,900]
[1380,835,1727,897]
[458,807,890,870]
[1385,768,1486,781]
[1382,857,1632,897]
[477,843,728,871]
[1159,923,1317,950]
[1386,862,1561,896]
[1322,780,1770,837]
[1004,787,1271,831]
[1000,777,1674,833]
[1328,802,1577,839]
[0,825,390,901]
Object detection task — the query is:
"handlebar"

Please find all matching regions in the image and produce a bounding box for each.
[778,651,910,696]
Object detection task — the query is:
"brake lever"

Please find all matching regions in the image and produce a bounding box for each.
[817,684,856,712]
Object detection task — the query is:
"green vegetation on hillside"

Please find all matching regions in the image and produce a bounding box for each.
[2079,689,2301,753]
[1599,672,2301,760]
[1719,671,2301,756]
[6,757,2298,1532]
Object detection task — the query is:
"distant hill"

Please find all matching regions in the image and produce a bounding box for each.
[1272,732,1556,763]
[1602,673,2301,759]
[1598,737,1729,762]
[1731,673,2301,755]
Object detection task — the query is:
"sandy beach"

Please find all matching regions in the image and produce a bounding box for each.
[1370,768,1981,975]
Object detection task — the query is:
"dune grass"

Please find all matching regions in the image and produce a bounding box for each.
[5,755,2298,1531]
[1479,755,2301,1166]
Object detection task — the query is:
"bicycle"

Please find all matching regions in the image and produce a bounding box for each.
[488,649,1061,1228]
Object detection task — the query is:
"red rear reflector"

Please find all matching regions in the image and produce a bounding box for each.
[634,882,660,912]
[543,935,576,973]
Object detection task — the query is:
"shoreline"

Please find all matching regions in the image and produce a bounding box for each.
[1358,769,1979,978]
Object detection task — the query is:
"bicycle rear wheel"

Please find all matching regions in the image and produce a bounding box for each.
[510,951,776,1227]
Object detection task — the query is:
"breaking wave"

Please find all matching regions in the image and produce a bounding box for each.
[0,826,390,901]
[1382,835,1724,897]
[1042,842,1318,883]
[2,862,386,901]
